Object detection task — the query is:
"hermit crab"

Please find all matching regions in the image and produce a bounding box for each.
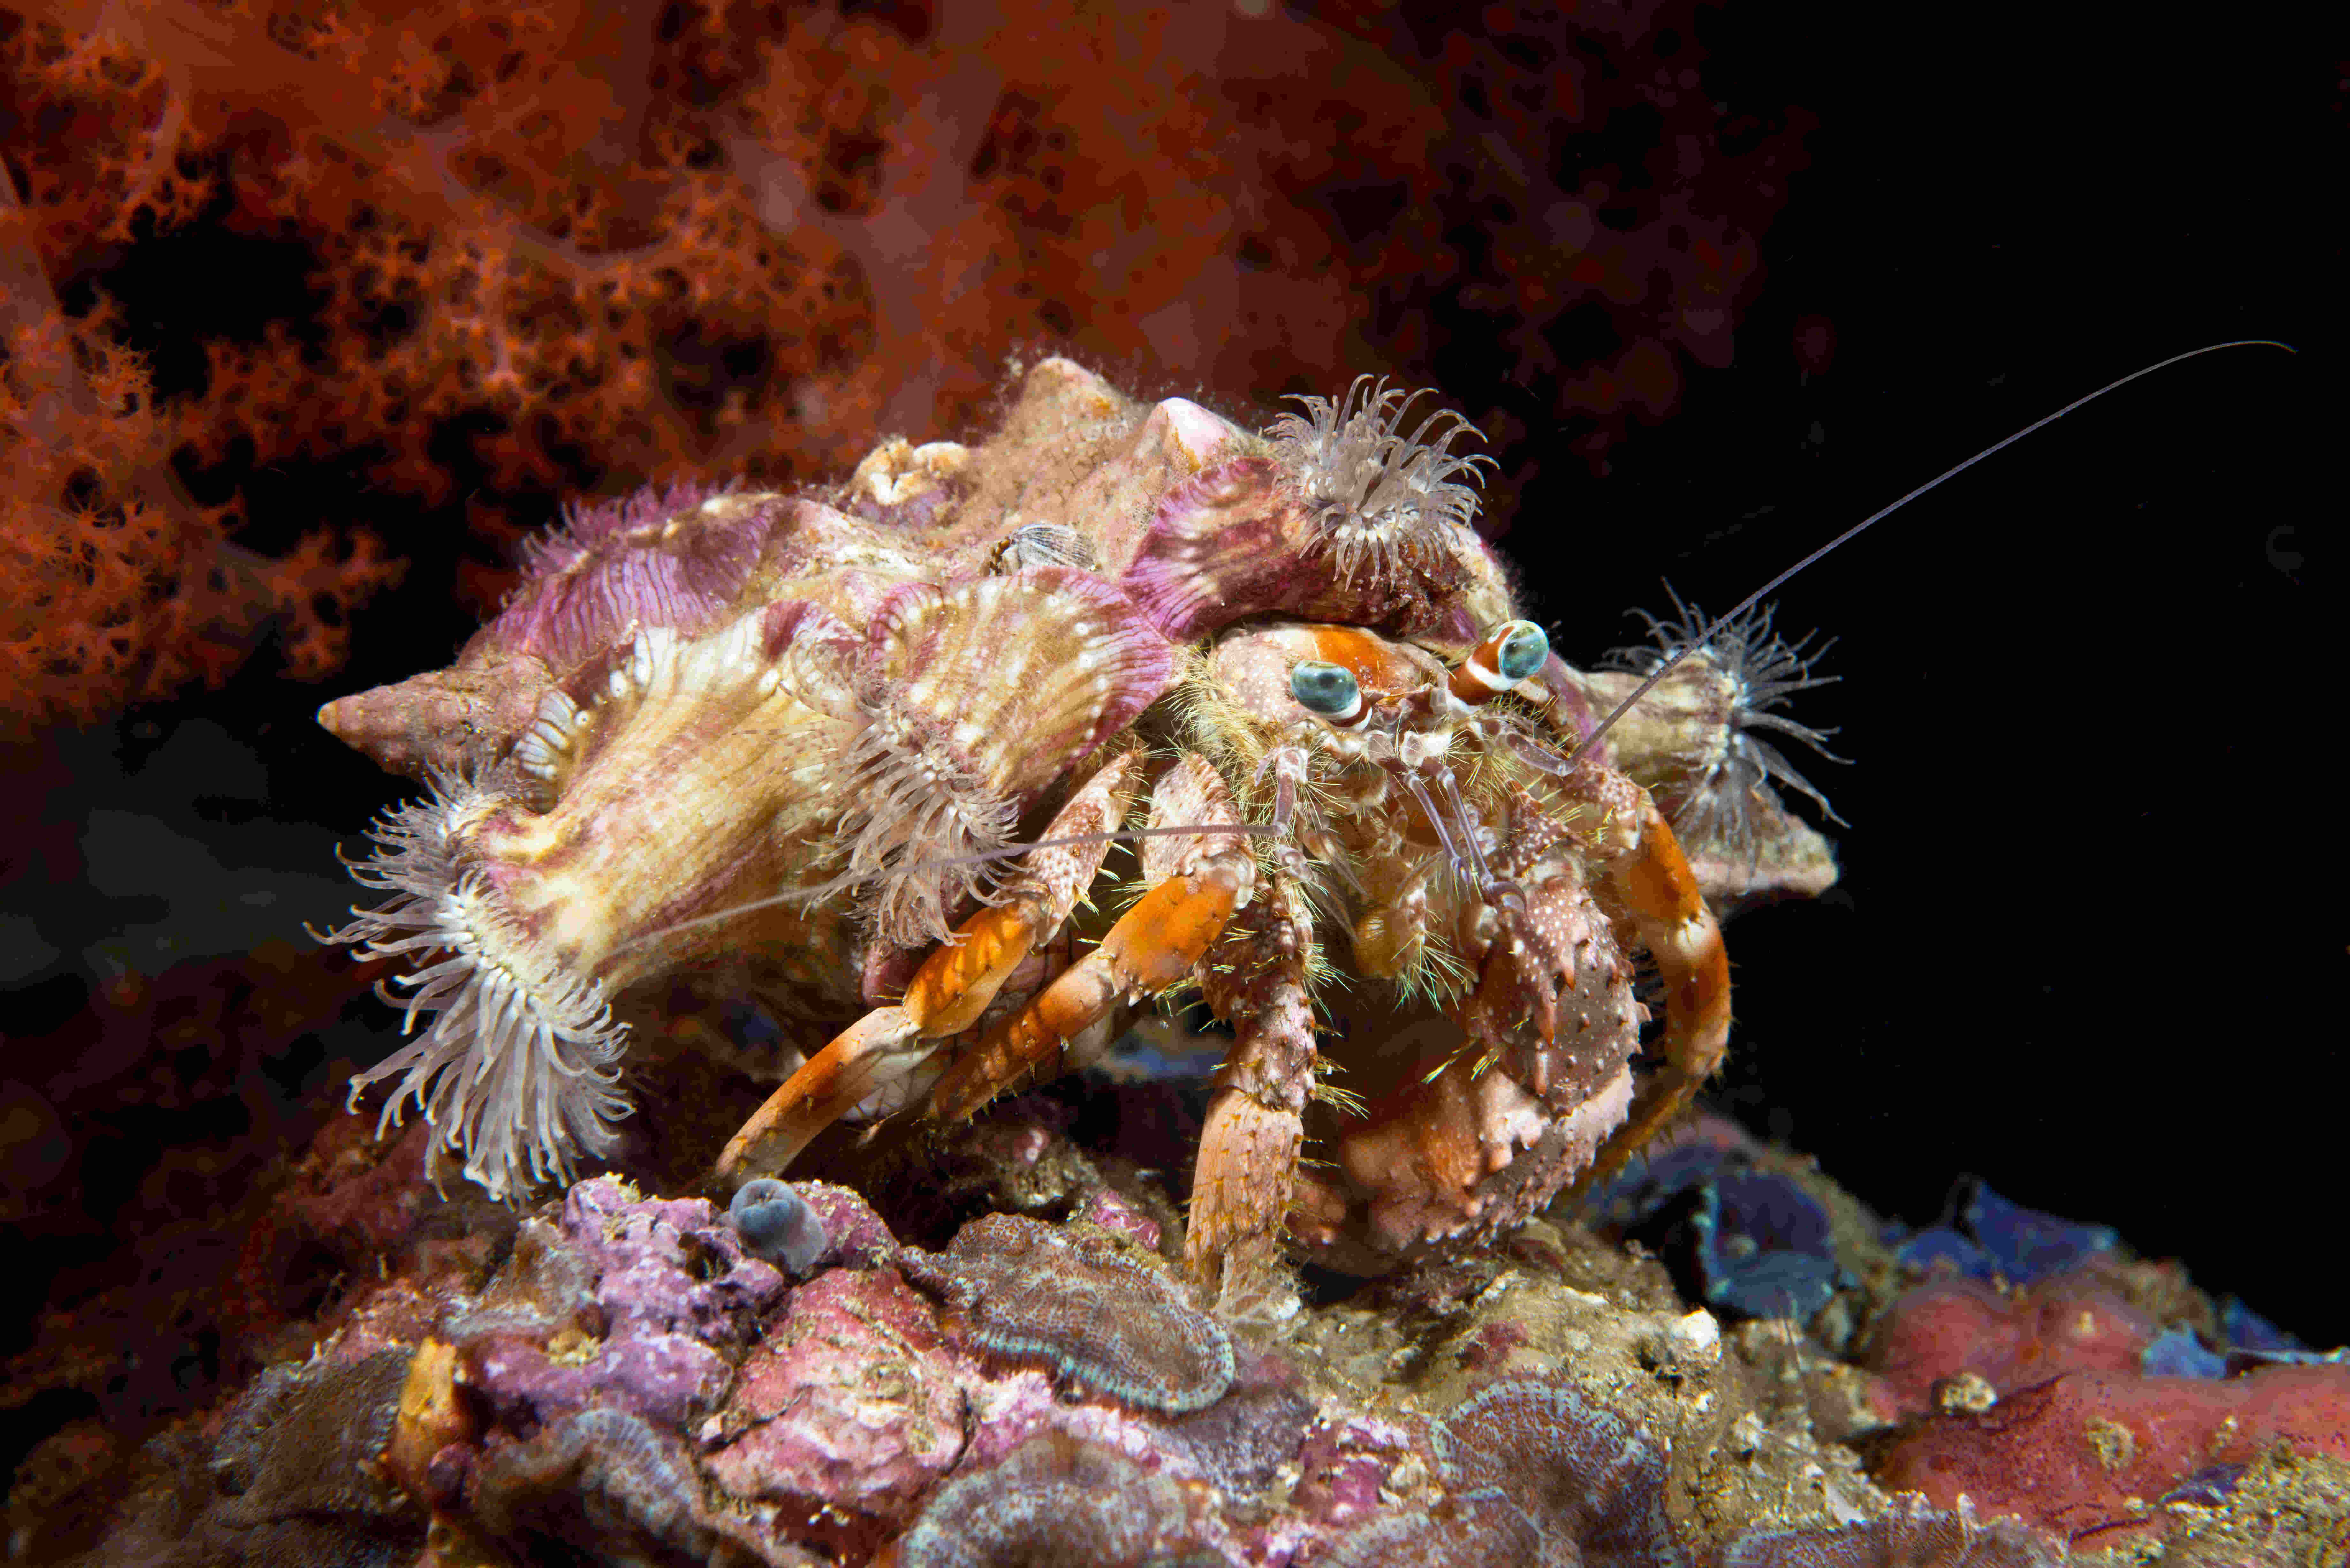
[318,359,1841,1297]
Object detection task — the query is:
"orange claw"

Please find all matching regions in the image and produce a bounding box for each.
[711,750,1139,1185]
[927,753,1255,1125]
[1580,787,1731,1187]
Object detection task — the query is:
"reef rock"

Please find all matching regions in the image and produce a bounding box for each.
[51,1121,2350,1568]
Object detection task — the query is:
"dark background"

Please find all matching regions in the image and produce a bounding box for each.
[2,0,2338,1426]
[1502,11,2340,1338]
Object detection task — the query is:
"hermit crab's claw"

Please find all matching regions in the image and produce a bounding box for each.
[1455,783,1579,1068]
[710,750,1143,1186]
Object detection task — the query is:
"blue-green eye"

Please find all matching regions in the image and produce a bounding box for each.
[1289,660,1360,716]
[1496,620,1549,682]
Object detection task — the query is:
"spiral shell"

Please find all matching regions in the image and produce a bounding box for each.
[319,357,1840,1202]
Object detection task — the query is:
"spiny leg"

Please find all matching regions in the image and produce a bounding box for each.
[1454,780,1583,1087]
[1188,861,1317,1310]
[1573,779,1730,1188]
[925,753,1256,1123]
[711,749,1140,1185]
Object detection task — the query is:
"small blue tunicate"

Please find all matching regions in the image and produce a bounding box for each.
[1582,1141,1727,1229]
[2220,1296,2303,1354]
[1958,1179,2117,1284]
[1590,1142,1851,1321]
[728,1178,828,1275]
[2158,1463,2248,1508]
[1893,1226,1999,1281]
[2140,1325,2228,1379]
[1705,1249,1845,1322]
[2213,1301,2348,1372]
[1689,1174,1847,1321]
[1887,1180,2117,1285]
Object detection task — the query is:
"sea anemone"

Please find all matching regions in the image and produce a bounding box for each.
[810,568,1176,949]
[322,770,632,1200]
[1268,376,1494,588]
[827,671,1023,949]
[1606,586,1846,864]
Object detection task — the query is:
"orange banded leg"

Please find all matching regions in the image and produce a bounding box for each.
[1579,790,1731,1187]
[711,751,1139,1185]
[927,753,1255,1124]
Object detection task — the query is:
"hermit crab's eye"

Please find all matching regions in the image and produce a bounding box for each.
[1289,660,1361,718]
[1494,620,1550,683]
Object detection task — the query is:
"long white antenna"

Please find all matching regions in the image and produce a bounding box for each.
[1564,339,2296,771]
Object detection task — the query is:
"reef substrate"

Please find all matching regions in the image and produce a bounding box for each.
[23,1109,2350,1567]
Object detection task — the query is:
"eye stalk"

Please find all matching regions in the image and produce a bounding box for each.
[1495,620,1549,683]
[1289,660,1363,721]
[1449,618,1553,707]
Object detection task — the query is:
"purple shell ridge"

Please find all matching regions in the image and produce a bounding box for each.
[1120,454,1511,647]
[486,483,784,674]
[1118,457,1295,639]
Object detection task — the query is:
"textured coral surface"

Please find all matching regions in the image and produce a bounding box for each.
[1877,1367,2350,1546]
[26,1110,2349,1567]
[899,1213,1237,1413]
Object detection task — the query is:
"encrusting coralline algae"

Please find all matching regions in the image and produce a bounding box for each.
[59,1101,2350,1567]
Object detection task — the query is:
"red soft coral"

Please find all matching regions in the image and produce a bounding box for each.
[0,9,401,724]
[0,0,1808,722]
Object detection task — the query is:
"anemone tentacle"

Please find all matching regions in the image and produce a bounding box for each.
[323,772,632,1200]
[1268,376,1495,587]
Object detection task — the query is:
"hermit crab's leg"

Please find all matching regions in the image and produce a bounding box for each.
[1255,743,1312,835]
[925,753,1256,1123]
[1253,741,1345,903]
[1568,768,1732,1187]
[1188,863,1316,1308]
[710,750,1141,1184]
